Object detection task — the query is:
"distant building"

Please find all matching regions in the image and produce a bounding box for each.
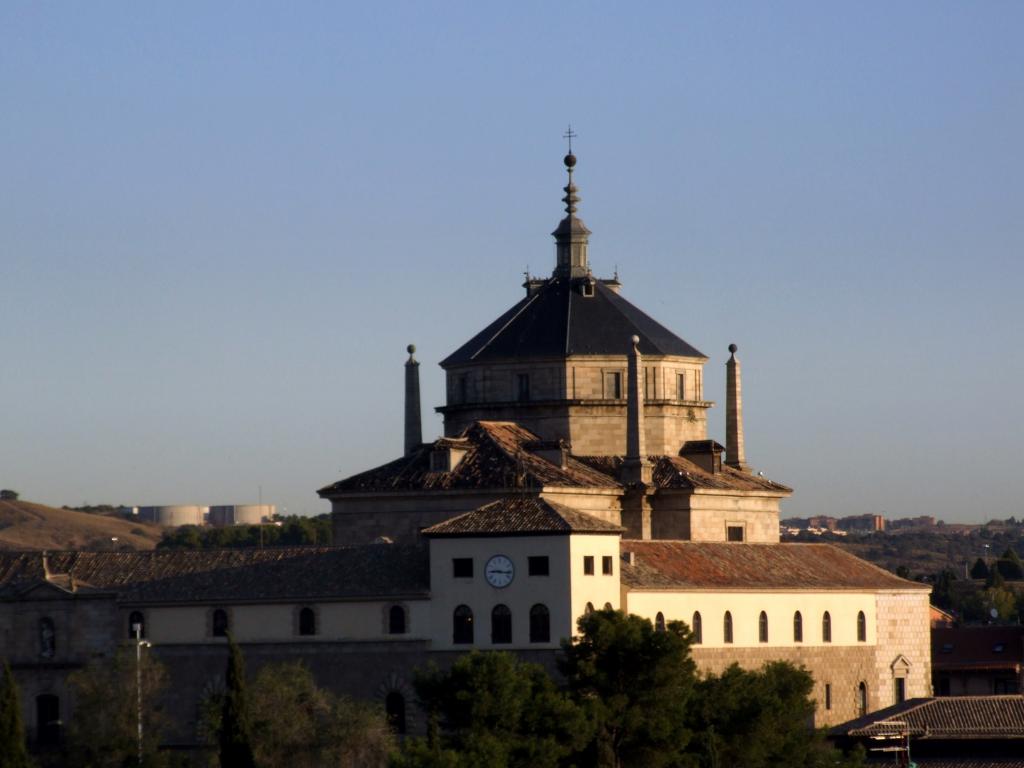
[933,626,1024,696]
[838,514,886,533]
[208,504,275,526]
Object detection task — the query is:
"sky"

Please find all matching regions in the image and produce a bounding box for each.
[1,2,1021,522]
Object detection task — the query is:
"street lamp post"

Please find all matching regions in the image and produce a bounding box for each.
[133,623,151,766]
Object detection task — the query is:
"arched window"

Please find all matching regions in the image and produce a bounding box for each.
[388,605,407,635]
[299,607,317,636]
[212,609,229,638]
[857,682,867,717]
[723,611,733,644]
[758,611,769,643]
[36,694,61,744]
[39,617,55,658]
[491,604,512,644]
[453,605,473,644]
[822,611,832,643]
[793,611,803,643]
[385,691,407,734]
[857,611,867,642]
[129,611,145,640]
[655,612,666,632]
[529,604,550,643]
[692,611,702,644]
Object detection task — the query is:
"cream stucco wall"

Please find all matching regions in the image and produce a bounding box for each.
[624,590,877,647]
[128,600,430,644]
[427,533,621,650]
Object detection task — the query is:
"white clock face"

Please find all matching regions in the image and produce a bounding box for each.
[484,555,514,588]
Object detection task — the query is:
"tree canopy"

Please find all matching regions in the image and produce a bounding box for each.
[558,608,697,768]
[398,651,589,768]
[0,662,33,768]
[65,647,168,768]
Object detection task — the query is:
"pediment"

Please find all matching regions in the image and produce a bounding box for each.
[891,654,912,673]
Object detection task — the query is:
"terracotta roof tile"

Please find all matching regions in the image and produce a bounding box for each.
[620,540,928,590]
[574,454,792,494]
[0,546,429,603]
[319,421,619,495]
[423,497,624,537]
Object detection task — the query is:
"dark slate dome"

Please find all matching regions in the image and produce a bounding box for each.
[440,278,705,366]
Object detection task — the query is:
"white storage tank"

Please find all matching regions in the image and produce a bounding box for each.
[208,504,275,526]
[136,505,206,527]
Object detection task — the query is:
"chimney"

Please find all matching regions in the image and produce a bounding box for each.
[725,343,749,472]
[621,335,652,485]
[404,344,422,455]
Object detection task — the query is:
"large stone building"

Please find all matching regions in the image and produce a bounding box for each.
[0,150,931,751]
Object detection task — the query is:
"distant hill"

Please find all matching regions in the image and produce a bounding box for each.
[0,499,164,551]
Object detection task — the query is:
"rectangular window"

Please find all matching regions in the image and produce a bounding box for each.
[894,677,906,704]
[602,555,613,575]
[452,558,473,578]
[516,374,530,402]
[676,372,685,400]
[825,684,832,710]
[604,371,622,399]
[528,556,549,576]
[727,525,744,542]
[583,555,594,575]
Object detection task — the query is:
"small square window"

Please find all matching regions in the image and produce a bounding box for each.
[727,525,744,542]
[528,556,549,576]
[602,555,613,575]
[453,558,473,578]
[583,556,594,575]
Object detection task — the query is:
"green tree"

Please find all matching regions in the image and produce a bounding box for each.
[0,662,33,768]
[559,608,696,768]
[250,662,392,768]
[688,662,853,768]
[969,557,989,579]
[984,586,1018,622]
[65,647,168,767]
[996,548,1024,580]
[398,651,589,768]
[218,636,256,768]
[931,569,957,610]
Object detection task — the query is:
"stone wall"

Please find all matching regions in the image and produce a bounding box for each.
[441,355,712,455]
[693,644,877,727]
[872,591,933,707]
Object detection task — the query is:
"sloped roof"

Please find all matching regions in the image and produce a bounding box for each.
[319,421,619,496]
[422,497,624,537]
[322,421,790,498]
[578,454,792,494]
[933,626,1024,671]
[441,278,704,366]
[0,546,429,603]
[620,540,928,591]
[833,696,1024,739]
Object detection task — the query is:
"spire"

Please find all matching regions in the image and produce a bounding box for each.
[404,344,422,455]
[552,127,591,278]
[621,335,652,485]
[725,344,749,471]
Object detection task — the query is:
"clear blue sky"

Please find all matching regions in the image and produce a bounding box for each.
[2,2,1021,522]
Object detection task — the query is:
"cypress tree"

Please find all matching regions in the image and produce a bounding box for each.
[219,635,257,768]
[0,662,33,768]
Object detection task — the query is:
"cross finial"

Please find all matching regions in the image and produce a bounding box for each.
[563,124,576,154]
